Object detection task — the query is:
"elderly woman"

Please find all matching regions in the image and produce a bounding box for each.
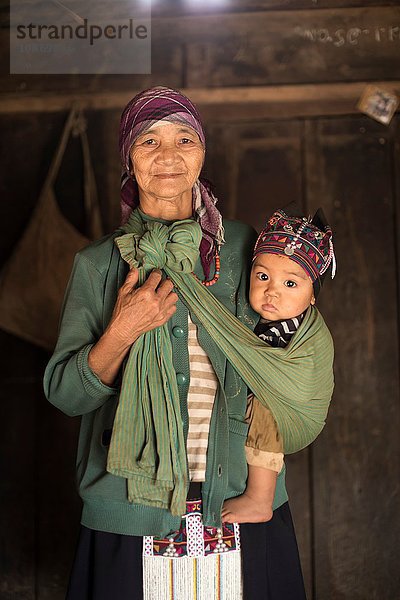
[44,87,306,600]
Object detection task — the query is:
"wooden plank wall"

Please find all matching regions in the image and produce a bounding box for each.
[305,117,400,600]
[205,113,400,600]
[1,4,400,95]
[0,1,399,599]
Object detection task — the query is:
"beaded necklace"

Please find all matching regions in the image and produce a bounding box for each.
[193,248,220,287]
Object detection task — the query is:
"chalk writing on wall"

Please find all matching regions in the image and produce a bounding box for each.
[295,26,399,46]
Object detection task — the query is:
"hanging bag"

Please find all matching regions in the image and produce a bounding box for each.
[0,106,103,350]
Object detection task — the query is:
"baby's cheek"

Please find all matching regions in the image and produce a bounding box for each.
[248,286,259,310]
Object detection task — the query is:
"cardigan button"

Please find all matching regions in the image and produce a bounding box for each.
[172,326,185,338]
[176,373,187,385]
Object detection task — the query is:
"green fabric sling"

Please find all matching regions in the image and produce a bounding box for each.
[107,209,334,516]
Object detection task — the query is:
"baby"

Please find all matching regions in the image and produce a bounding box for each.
[222,207,335,523]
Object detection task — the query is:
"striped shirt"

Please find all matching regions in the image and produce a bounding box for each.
[187,316,218,481]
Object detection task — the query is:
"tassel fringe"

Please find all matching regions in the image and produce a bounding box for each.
[143,551,242,600]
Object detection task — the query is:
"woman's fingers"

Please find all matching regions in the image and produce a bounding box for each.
[156,277,175,300]
[111,268,179,343]
[120,267,139,295]
[140,268,163,290]
[123,268,173,296]
[132,269,177,306]
[162,289,179,309]
[150,278,178,327]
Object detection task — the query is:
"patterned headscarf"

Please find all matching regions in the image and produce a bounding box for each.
[119,86,224,277]
[253,208,336,297]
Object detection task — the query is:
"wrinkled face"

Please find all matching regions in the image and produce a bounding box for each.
[250,253,315,321]
[129,121,205,206]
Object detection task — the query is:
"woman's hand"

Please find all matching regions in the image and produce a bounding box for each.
[88,268,178,386]
[107,267,178,347]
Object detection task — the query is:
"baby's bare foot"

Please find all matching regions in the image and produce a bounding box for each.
[221,493,273,524]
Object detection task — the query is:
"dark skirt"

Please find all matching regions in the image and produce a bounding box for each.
[66,502,306,600]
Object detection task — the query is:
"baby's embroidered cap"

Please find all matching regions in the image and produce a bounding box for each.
[253,207,336,294]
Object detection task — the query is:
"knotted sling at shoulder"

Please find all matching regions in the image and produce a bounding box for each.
[107,210,334,516]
